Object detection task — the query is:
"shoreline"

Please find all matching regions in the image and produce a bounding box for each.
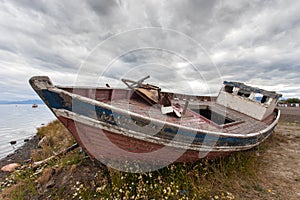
[0,135,39,180]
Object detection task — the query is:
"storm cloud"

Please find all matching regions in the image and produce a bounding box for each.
[0,0,299,100]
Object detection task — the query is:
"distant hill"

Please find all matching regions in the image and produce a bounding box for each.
[0,99,44,105]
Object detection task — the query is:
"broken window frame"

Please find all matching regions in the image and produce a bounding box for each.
[224,85,234,93]
[237,89,251,98]
[223,84,273,106]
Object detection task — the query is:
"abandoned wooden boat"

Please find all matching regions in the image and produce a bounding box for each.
[29,76,281,166]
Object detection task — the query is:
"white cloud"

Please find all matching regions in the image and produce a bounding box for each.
[0,0,299,101]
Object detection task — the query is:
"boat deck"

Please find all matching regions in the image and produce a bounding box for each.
[108,98,275,135]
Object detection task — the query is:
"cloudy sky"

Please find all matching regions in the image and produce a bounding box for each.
[0,0,299,101]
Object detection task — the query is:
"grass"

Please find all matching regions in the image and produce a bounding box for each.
[0,119,276,199]
[102,149,261,199]
[31,120,76,162]
[1,166,39,199]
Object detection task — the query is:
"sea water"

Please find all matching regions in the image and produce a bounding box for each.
[0,104,55,159]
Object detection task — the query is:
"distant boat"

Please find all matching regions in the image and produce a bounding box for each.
[29,76,281,164]
[32,104,38,108]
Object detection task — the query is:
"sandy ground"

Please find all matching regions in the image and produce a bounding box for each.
[259,122,300,199]
[256,107,300,199]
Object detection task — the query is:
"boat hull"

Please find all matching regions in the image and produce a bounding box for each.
[57,115,233,164]
[29,76,280,168]
[52,106,277,167]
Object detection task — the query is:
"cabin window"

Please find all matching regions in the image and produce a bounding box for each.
[237,90,250,98]
[224,85,234,93]
[192,108,235,125]
[254,93,263,103]
[261,95,269,104]
[253,93,270,104]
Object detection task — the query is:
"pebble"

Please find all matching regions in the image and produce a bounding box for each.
[1,163,20,172]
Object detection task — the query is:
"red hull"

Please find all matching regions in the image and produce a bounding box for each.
[58,116,229,165]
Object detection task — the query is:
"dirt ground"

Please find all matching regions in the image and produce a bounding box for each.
[256,107,300,199]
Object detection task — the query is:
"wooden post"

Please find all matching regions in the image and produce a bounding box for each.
[182,99,189,115]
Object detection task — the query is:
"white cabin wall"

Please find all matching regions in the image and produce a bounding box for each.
[216,91,268,120]
[262,98,277,120]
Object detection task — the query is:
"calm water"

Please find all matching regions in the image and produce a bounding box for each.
[0,104,55,159]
